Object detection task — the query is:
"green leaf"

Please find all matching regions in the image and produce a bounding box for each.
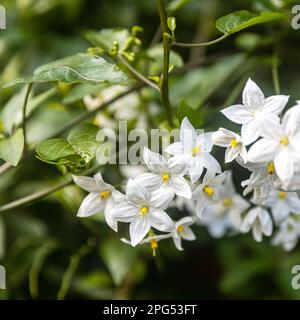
[0,129,24,166]
[4,53,128,88]
[36,123,100,171]
[67,123,99,158]
[216,10,284,35]
[177,98,204,127]
[36,138,78,162]
[84,28,130,51]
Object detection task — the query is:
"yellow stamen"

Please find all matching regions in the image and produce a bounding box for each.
[223,198,233,207]
[177,225,185,233]
[150,239,158,256]
[162,173,170,184]
[230,138,239,148]
[203,185,215,197]
[99,190,111,200]
[140,207,149,216]
[192,146,201,156]
[280,136,289,146]
[267,162,275,175]
[278,191,287,200]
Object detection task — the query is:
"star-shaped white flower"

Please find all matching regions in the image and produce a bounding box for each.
[221,78,289,145]
[247,105,300,187]
[165,117,221,183]
[212,128,248,163]
[111,179,174,246]
[172,217,196,251]
[272,216,300,251]
[240,206,273,242]
[73,173,125,232]
[192,170,227,218]
[265,190,300,225]
[134,147,191,202]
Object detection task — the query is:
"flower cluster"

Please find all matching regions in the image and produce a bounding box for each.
[73,79,300,254]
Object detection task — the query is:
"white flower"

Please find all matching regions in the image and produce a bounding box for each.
[272,216,300,251]
[121,234,171,256]
[111,179,174,246]
[240,206,273,242]
[221,78,289,145]
[134,147,191,202]
[265,190,300,225]
[238,159,278,198]
[248,105,300,187]
[192,171,227,218]
[172,217,196,251]
[212,128,248,163]
[73,173,125,232]
[165,117,221,183]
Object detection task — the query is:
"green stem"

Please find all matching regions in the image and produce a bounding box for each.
[173,34,228,48]
[156,0,174,126]
[22,83,33,150]
[118,54,160,92]
[272,54,280,95]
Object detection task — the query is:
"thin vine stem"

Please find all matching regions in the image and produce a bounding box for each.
[22,83,33,150]
[173,34,228,48]
[156,0,174,127]
[272,54,280,95]
[118,54,160,92]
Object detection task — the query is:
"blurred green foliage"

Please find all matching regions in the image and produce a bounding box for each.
[0,0,300,299]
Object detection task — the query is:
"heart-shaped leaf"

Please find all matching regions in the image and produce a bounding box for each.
[216,10,284,35]
[0,129,24,166]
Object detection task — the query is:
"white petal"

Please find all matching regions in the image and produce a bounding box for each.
[168,155,189,175]
[77,192,105,217]
[164,142,184,156]
[73,175,101,192]
[257,114,282,139]
[241,120,260,145]
[149,209,174,232]
[126,178,150,204]
[212,128,233,147]
[225,146,239,163]
[247,138,277,163]
[180,117,197,151]
[282,105,300,136]
[104,199,119,231]
[221,104,253,124]
[130,216,151,247]
[143,147,166,173]
[274,149,294,186]
[172,176,192,199]
[252,221,263,242]
[111,189,126,203]
[111,202,138,222]
[94,172,112,190]
[242,78,265,111]
[196,132,213,152]
[150,185,175,209]
[202,153,221,173]
[286,194,300,213]
[263,95,289,115]
[173,237,184,251]
[195,197,206,218]
[189,158,204,183]
[182,226,196,241]
[134,173,162,191]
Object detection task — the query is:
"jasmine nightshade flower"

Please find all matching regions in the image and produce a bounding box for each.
[192,170,227,218]
[111,179,174,246]
[73,173,125,232]
[272,216,300,251]
[172,217,196,251]
[247,105,300,187]
[240,206,273,242]
[165,117,221,183]
[212,128,248,163]
[221,78,289,145]
[265,190,300,225]
[121,234,171,256]
[134,147,191,202]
